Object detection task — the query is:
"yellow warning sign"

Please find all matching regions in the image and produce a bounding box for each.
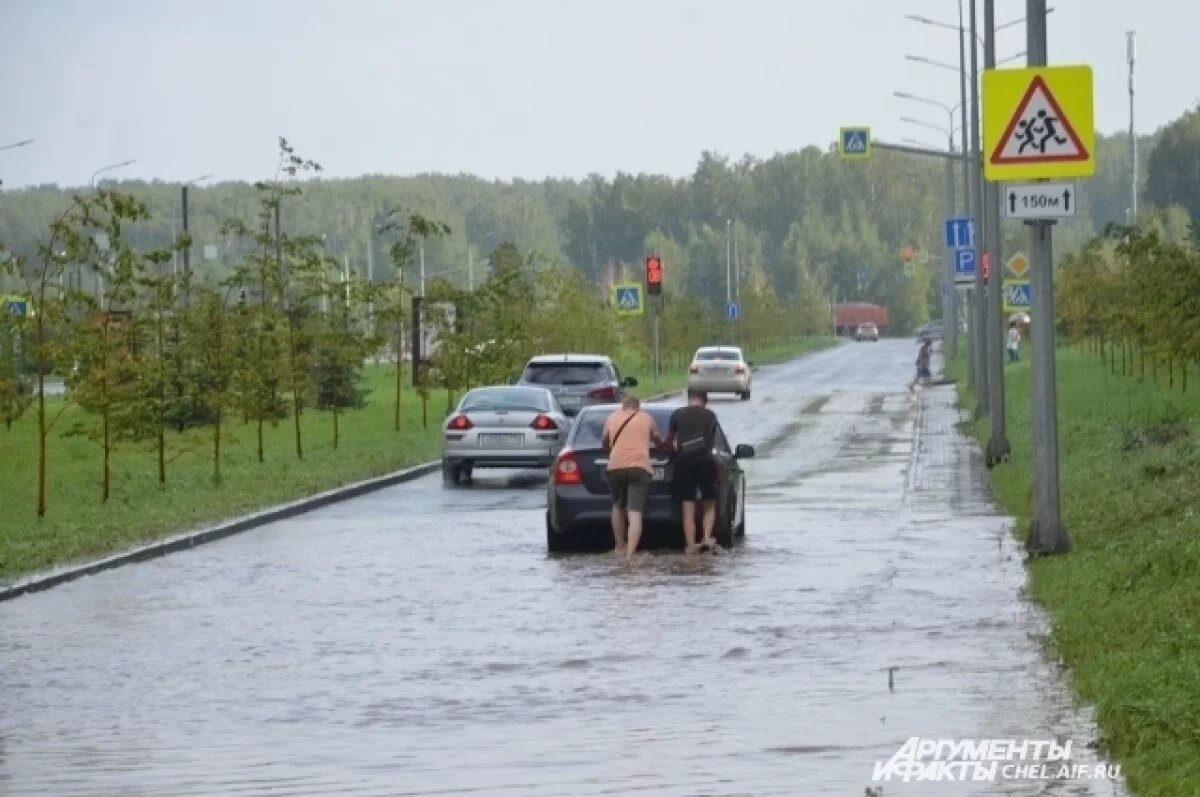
[982,65,1094,181]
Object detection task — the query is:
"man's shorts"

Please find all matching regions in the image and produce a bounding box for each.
[918,366,932,379]
[671,458,719,503]
[607,467,652,512]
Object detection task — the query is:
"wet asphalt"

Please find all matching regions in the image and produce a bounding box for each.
[0,340,1128,796]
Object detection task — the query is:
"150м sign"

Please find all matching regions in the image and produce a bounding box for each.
[1004,182,1077,220]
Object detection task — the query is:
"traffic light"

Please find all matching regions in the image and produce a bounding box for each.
[645,256,662,295]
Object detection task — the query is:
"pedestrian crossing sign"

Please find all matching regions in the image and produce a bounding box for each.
[612,282,644,316]
[983,65,1094,181]
[838,127,871,160]
[1002,279,1032,314]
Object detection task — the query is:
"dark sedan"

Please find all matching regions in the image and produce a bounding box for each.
[545,402,755,553]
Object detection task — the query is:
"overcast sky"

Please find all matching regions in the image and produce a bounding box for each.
[1,0,1195,189]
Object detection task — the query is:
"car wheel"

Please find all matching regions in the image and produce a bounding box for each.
[716,495,736,549]
[442,460,463,487]
[739,391,751,401]
[546,512,571,553]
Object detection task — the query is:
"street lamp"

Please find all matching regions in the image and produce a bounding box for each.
[0,139,34,152]
[90,159,136,189]
[905,7,1054,43]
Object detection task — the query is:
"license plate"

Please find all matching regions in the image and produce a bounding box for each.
[479,434,523,447]
[652,467,665,481]
[558,396,580,406]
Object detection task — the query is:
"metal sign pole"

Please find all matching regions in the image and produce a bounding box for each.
[969,0,989,419]
[1025,0,1071,554]
[984,0,1011,466]
[653,297,661,383]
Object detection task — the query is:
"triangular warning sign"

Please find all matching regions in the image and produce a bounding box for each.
[990,76,1089,165]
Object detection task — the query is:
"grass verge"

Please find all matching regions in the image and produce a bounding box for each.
[0,337,835,583]
[949,346,1200,796]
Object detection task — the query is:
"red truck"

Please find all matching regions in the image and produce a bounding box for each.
[834,303,889,337]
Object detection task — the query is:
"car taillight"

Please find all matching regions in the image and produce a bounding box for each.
[734,364,746,374]
[689,364,699,374]
[447,415,473,431]
[587,386,616,400]
[531,414,558,431]
[554,450,583,485]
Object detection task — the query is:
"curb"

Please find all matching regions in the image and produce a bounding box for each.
[0,381,753,602]
[0,460,440,603]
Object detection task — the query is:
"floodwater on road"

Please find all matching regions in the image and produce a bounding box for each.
[0,341,1128,796]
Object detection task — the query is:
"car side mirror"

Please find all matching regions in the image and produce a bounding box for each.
[734,444,755,459]
[622,376,638,387]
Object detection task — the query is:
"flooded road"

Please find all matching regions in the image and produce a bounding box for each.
[0,340,1127,796]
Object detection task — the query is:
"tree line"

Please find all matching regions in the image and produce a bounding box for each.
[1057,221,1200,392]
[0,139,820,519]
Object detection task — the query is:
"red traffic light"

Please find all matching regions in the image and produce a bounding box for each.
[646,256,662,285]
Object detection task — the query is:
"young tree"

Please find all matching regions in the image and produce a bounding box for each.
[375,210,452,431]
[62,190,154,503]
[310,267,371,449]
[0,280,33,431]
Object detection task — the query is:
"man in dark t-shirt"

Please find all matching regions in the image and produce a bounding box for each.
[663,388,720,553]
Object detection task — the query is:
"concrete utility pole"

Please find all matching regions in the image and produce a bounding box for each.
[968,0,989,418]
[944,150,957,358]
[725,218,732,304]
[1127,30,1138,221]
[1025,0,1071,554]
[959,0,976,389]
[984,0,1011,465]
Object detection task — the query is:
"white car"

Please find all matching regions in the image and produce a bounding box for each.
[441,386,570,485]
[687,346,752,400]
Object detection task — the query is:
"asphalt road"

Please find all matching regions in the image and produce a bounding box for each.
[0,339,1127,796]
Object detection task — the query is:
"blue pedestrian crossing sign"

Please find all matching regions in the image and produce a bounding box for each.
[944,217,974,249]
[612,282,644,316]
[954,248,977,285]
[1002,279,1032,313]
[725,302,740,321]
[839,127,872,160]
[2,296,28,317]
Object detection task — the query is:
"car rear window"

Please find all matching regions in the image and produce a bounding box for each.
[459,387,550,412]
[696,350,742,361]
[569,406,676,449]
[521,362,609,386]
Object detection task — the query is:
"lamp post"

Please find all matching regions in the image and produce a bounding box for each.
[180,174,212,295]
[904,4,1054,400]
[90,159,136,190]
[898,111,959,357]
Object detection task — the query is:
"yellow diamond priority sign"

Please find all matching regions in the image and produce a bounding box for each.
[982,65,1094,181]
[1006,253,1029,278]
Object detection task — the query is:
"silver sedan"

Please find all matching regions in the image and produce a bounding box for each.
[687,345,752,400]
[442,386,570,485]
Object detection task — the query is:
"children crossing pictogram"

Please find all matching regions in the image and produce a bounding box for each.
[990,76,1088,166]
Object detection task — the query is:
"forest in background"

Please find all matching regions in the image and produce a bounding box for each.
[2,104,1198,335]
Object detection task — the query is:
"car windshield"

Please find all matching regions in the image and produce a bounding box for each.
[521,362,609,386]
[696,350,742,361]
[459,387,550,412]
[570,406,676,450]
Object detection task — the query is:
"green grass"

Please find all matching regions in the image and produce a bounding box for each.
[0,337,834,583]
[950,346,1200,796]
[0,365,448,583]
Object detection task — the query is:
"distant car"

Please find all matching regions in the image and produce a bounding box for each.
[915,320,945,341]
[855,323,879,342]
[545,402,755,552]
[442,385,569,485]
[514,354,637,417]
[687,345,752,400]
